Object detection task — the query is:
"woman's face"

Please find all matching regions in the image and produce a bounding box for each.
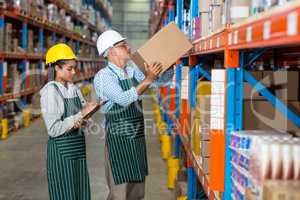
[55,60,77,82]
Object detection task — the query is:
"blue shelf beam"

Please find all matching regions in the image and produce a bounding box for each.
[244,71,300,127]
[176,0,183,29]
[197,64,211,81]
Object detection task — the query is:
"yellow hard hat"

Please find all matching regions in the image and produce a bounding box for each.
[45,43,77,65]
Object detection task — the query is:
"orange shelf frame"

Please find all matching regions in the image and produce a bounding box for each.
[192,29,228,55]
[179,134,220,200]
[191,1,300,55]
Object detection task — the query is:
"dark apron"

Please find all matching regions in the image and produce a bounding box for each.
[105,67,148,185]
[47,84,91,200]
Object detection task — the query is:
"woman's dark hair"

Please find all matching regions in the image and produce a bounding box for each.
[46,60,68,82]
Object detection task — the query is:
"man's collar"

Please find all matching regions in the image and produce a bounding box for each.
[108,62,127,74]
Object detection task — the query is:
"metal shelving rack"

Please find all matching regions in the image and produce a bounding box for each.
[0,0,111,139]
[151,0,300,199]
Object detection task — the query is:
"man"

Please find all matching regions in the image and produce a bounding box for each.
[93,30,174,200]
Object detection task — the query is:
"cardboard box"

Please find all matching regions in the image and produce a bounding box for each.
[198,95,211,125]
[201,157,210,175]
[262,71,299,101]
[201,140,210,157]
[4,23,12,52]
[200,12,209,38]
[262,180,300,200]
[198,95,211,141]
[200,126,211,141]
[230,0,251,24]
[211,0,223,32]
[199,0,210,12]
[243,100,300,134]
[131,22,192,74]
[244,71,265,100]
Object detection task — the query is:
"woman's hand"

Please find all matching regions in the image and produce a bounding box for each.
[81,102,99,117]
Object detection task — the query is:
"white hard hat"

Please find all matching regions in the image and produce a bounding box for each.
[96,30,126,56]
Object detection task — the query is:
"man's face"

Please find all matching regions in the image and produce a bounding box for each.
[113,41,131,60]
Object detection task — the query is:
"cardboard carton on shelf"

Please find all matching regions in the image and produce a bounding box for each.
[262,71,299,101]
[201,156,210,175]
[131,22,193,75]
[229,0,251,24]
[200,12,209,38]
[4,23,12,52]
[200,140,210,158]
[210,0,224,33]
[243,100,300,135]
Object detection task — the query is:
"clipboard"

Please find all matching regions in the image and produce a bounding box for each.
[81,100,107,120]
[67,100,107,132]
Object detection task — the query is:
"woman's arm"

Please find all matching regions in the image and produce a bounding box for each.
[41,85,82,137]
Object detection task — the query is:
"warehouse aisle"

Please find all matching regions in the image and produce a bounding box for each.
[0,92,173,200]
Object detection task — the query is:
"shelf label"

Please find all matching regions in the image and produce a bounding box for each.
[228,33,232,45]
[234,30,239,45]
[263,21,271,40]
[180,66,189,99]
[287,12,298,36]
[246,26,252,42]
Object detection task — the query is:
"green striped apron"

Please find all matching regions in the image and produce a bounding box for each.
[105,68,148,185]
[47,84,91,200]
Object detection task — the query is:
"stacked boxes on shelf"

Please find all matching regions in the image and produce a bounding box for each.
[194,0,295,39]
[0,0,108,139]
[243,71,300,135]
[191,80,211,175]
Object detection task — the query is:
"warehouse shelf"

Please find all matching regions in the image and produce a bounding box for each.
[0,86,41,102]
[191,1,300,55]
[152,0,300,199]
[45,0,105,33]
[0,52,104,62]
[192,29,227,55]
[0,0,108,141]
[179,134,220,200]
[1,9,96,46]
[95,0,113,20]
[149,0,168,36]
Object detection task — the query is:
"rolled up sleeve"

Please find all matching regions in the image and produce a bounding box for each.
[41,86,82,137]
[94,71,139,108]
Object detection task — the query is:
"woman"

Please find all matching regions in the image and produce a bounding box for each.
[40,43,96,200]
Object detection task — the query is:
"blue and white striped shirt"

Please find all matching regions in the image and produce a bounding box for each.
[93,61,174,113]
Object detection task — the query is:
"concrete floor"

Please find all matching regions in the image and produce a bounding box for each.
[0,94,173,200]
